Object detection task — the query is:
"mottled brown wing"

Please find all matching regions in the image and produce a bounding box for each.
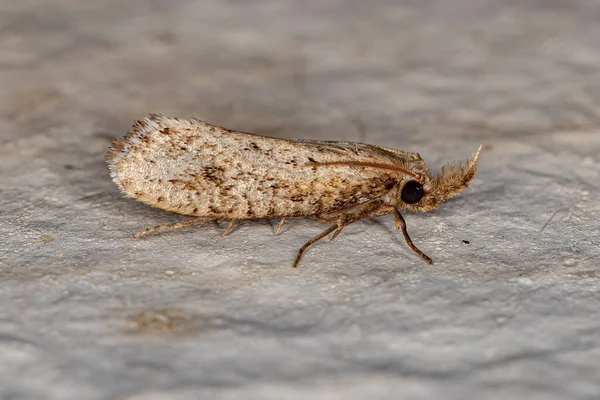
[106,114,412,219]
[297,138,423,160]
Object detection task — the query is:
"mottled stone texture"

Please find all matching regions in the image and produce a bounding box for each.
[1,1,599,399]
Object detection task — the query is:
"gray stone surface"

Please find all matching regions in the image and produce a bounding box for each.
[1,0,600,399]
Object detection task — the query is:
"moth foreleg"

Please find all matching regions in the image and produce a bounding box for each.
[133,218,215,238]
[392,208,432,264]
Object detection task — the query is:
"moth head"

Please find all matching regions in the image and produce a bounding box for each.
[397,145,482,212]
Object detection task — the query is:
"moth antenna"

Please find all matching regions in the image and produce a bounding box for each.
[308,161,421,180]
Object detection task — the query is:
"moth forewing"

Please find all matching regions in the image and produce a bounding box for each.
[106,114,482,267]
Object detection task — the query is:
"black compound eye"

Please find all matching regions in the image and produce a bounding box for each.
[401,180,424,204]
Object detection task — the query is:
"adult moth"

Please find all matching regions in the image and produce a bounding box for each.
[106,114,482,267]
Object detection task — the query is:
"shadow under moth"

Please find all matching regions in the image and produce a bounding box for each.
[106,114,482,267]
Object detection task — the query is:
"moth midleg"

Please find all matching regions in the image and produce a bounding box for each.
[133,217,215,238]
[392,208,432,264]
[293,225,337,268]
[315,199,382,224]
[221,219,236,237]
[274,218,286,236]
[292,200,386,267]
[326,200,388,242]
[331,225,345,240]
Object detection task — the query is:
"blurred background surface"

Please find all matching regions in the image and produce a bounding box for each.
[1,1,599,399]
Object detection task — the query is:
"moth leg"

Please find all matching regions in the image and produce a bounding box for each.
[392,208,432,264]
[290,200,385,267]
[320,202,383,242]
[315,199,384,223]
[331,225,345,240]
[297,199,432,267]
[293,225,337,268]
[221,219,236,237]
[274,218,286,236]
[133,218,214,238]
[319,202,432,264]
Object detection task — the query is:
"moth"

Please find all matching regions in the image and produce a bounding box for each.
[106,114,482,267]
